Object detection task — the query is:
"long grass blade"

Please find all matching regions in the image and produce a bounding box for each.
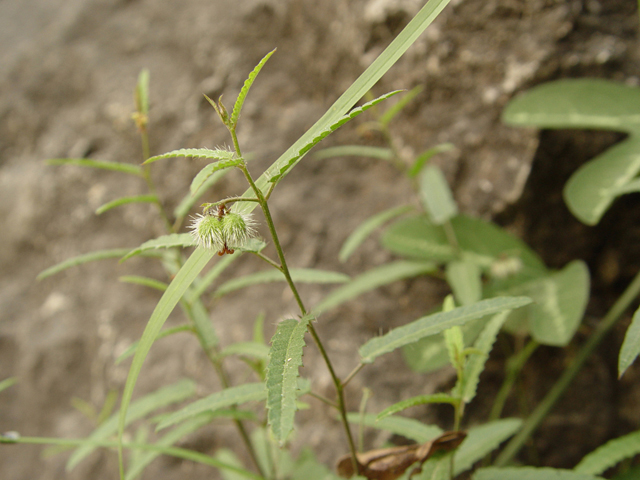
[47,158,142,176]
[376,393,458,421]
[120,234,195,261]
[96,195,158,215]
[37,249,133,280]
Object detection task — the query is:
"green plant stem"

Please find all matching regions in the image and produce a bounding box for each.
[495,270,640,466]
[343,363,365,388]
[252,252,282,271]
[307,390,339,409]
[237,160,360,475]
[489,339,539,422]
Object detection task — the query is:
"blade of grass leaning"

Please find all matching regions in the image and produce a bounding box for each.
[346,412,442,443]
[313,145,394,161]
[266,316,312,444]
[96,195,158,215]
[231,49,276,127]
[3,435,260,480]
[313,261,436,315]
[119,275,168,292]
[125,413,215,480]
[115,325,195,365]
[37,248,133,280]
[339,205,413,263]
[453,419,522,476]
[117,248,215,466]
[120,233,195,261]
[190,158,244,195]
[46,158,142,176]
[407,143,455,178]
[461,310,510,403]
[359,296,532,364]
[376,393,458,421]
[268,90,402,184]
[143,148,237,165]
[156,382,267,431]
[619,306,640,377]
[215,268,350,297]
[473,467,603,480]
[574,429,640,475]
[68,379,196,470]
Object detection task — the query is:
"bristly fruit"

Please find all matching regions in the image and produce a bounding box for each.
[190,207,256,255]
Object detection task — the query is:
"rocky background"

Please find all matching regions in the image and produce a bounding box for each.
[1,0,639,479]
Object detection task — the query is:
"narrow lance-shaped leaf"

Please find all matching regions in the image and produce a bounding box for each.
[379,85,423,127]
[453,419,522,476]
[408,143,455,178]
[231,49,276,127]
[313,261,436,315]
[144,148,236,166]
[376,393,458,421]
[156,382,266,431]
[67,379,196,470]
[619,306,640,377]
[346,412,442,444]
[190,158,244,195]
[473,467,603,480]
[574,429,640,475]
[339,205,413,263]
[46,158,142,176]
[420,165,458,225]
[359,296,531,364]
[96,195,158,215]
[269,90,402,184]
[37,248,134,280]
[461,310,510,403]
[215,268,350,298]
[120,233,195,262]
[266,315,312,444]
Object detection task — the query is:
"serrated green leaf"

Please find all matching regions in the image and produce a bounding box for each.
[125,413,214,480]
[446,260,482,306]
[575,429,640,475]
[444,325,464,369]
[346,413,442,443]
[115,325,194,365]
[453,419,522,475]
[420,165,458,224]
[144,148,236,165]
[215,268,350,297]
[339,205,413,263]
[231,49,276,127]
[121,234,195,261]
[376,393,458,421]
[473,467,603,480]
[619,306,640,377]
[313,261,436,315]
[37,248,134,280]
[46,158,142,176]
[314,145,394,161]
[117,248,215,458]
[156,382,266,431]
[267,316,312,444]
[220,342,270,361]
[269,90,403,184]
[408,143,455,178]
[190,158,244,195]
[461,311,510,403]
[503,79,640,134]
[67,379,196,470]
[564,136,640,225]
[359,297,531,364]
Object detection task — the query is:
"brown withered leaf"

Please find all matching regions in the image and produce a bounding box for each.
[336,430,466,480]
